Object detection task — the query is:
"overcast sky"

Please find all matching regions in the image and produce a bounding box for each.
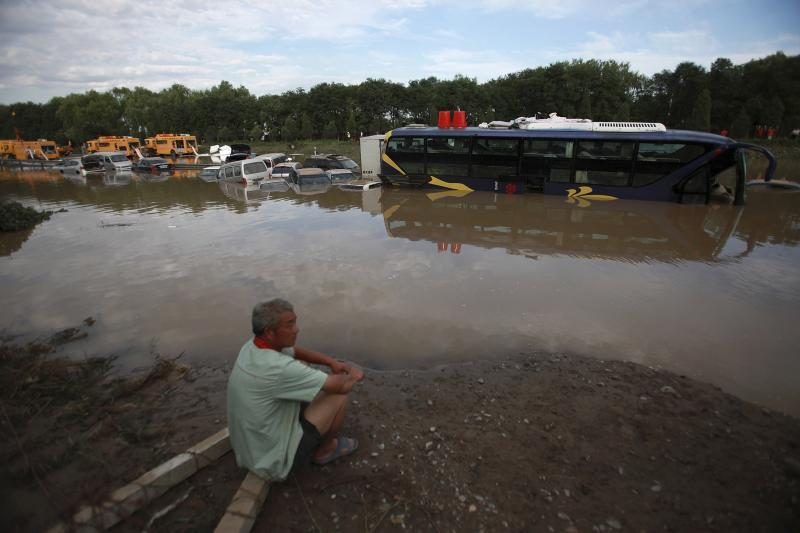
[0,0,798,104]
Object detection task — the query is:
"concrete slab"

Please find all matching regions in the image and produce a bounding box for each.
[214,471,270,533]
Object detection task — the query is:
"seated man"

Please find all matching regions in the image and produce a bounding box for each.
[227,298,364,481]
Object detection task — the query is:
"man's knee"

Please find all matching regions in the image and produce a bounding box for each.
[304,391,348,433]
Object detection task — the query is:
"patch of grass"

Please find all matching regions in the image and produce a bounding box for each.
[0,201,53,232]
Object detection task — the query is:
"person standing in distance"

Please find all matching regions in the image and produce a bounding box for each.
[227,298,364,481]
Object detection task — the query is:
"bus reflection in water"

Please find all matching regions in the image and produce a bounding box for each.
[378,189,745,264]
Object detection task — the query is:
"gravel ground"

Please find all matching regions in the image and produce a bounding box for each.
[5,352,800,532]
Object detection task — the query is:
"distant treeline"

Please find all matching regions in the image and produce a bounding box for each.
[1,53,797,145]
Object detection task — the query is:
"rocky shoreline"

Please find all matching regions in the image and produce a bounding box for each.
[2,338,799,532]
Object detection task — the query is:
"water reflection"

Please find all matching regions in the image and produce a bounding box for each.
[379,190,743,265]
[0,227,33,257]
[1,170,799,415]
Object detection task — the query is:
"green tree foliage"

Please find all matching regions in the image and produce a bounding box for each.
[689,89,712,132]
[282,116,297,142]
[56,90,124,141]
[345,109,357,140]
[4,53,799,144]
[323,120,338,139]
[299,112,313,140]
[731,108,752,138]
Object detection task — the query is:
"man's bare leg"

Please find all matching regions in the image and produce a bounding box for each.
[304,391,349,459]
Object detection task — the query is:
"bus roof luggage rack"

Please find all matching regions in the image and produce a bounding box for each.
[479,113,666,132]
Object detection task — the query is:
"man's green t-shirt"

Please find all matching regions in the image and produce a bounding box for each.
[227,341,327,481]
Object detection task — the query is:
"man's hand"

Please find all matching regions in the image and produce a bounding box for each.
[347,365,365,382]
[330,359,349,374]
[330,360,364,382]
[322,364,364,394]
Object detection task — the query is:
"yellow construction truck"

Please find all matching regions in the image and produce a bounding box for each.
[0,138,60,160]
[85,136,141,158]
[143,133,198,157]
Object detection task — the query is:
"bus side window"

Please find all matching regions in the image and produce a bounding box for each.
[426,136,469,176]
[521,139,573,184]
[471,138,519,180]
[385,137,425,173]
[574,141,634,186]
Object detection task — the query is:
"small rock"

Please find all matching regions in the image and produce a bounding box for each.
[477,378,485,384]
[378,443,385,450]
[468,504,477,512]
[660,385,677,395]
[370,452,379,457]
[459,495,466,502]
[430,426,437,432]
[651,483,662,492]
[331,494,337,499]
[606,518,621,529]
[427,399,433,406]
[557,511,571,521]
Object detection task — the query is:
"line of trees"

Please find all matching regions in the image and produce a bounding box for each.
[1,53,797,146]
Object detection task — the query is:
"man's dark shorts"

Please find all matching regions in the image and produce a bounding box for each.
[291,411,322,472]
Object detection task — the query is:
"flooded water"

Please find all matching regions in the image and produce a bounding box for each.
[1,170,799,415]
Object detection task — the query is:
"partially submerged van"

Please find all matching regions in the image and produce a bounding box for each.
[218,159,270,185]
[81,151,132,173]
[251,153,289,176]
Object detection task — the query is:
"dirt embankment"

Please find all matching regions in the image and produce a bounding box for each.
[2,325,799,532]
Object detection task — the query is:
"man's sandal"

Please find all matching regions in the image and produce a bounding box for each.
[312,437,359,465]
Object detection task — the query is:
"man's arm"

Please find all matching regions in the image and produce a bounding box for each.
[294,345,363,379]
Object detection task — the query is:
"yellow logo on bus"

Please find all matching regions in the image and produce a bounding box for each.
[566,186,618,208]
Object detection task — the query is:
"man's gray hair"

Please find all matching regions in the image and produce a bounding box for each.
[252,298,294,335]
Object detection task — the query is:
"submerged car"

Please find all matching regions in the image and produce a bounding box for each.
[303,154,361,178]
[271,161,302,182]
[199,165,221,181]
[81,151,132,173]
[133,157,171,173]
[326,168,355,182]
[53,157,82,175]
[218,159,270,185]
[226,143,252,162]
[289,167,331,195]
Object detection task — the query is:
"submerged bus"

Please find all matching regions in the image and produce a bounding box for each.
[86,136,141,157]
[144,133,198,157]
[380,115,776,205]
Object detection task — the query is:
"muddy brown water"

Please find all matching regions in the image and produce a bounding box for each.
[1,169,799,416]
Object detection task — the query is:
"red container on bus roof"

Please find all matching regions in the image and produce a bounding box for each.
[453,110,466,128]
[438,110,451,128]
